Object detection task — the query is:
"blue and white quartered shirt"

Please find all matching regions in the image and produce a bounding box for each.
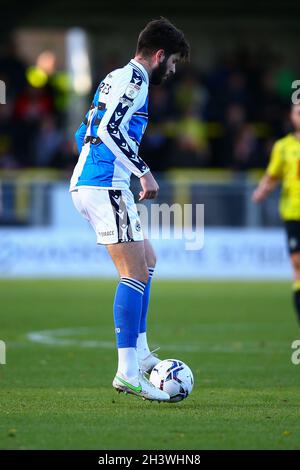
[70,59,150,191]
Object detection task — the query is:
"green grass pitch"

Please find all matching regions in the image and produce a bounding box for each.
[0,279,299,450]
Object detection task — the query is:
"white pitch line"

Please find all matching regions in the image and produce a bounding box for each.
[27,327,115,349]
[26,327,288,354]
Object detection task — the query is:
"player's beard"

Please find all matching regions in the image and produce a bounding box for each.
[150,58,172,85]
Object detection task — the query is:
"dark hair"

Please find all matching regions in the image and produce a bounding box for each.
[136,17,190,62]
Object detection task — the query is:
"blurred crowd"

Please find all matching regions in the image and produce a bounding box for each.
[0,40,297,172]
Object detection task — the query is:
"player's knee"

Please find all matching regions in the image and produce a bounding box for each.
[136,266,149,285]
[291,253,300,276]
[124,264,149,285]
[294,268,300,281]
[144,239,157,268]
[147,252,157,269]
[134,260,149,284]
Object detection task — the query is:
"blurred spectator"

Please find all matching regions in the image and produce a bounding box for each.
[0,141,17,169]
[34,115,63,167]
[174,71,209,117]
[170,108,210,167]
[0,40,298,172]
[13,86,53,166]
[231,124,259,170]
[14,85,53,121]
[140,87,173,171]
[0,103,15,168]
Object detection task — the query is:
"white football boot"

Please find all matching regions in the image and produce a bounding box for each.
[138,347,161,374]
[112,371,169,402]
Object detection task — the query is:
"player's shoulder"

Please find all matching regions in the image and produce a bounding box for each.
[273,133,294,150]
[102,66,127,83]
[104,61,147,85]
[99,62,148,105]
[127,60,148,85]
[273,134,293,153]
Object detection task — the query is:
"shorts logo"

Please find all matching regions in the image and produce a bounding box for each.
[99,230,115,237]
[135,221,141,232]
[120,223,130,241]
[115,328,120,334]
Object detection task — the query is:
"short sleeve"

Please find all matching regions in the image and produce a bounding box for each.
[267,141,284,179]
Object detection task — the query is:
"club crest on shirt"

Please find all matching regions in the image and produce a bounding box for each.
[125,83,141,100]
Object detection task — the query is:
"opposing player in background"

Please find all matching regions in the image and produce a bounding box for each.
[252,104,300,325]
[70,18,190,401]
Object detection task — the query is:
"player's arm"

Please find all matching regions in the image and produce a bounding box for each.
[138,171,159,201]
[252,141,283,203]
[74,114,88,153]
[74,84,101,153]
[97,75,151,178]
[98,73,158,199]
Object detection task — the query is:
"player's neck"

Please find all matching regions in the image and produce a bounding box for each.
[293,131,300,141]
[133,56,151,78]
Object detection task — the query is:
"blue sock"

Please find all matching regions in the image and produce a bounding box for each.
[139,267,154,334]
[113,277,146,348]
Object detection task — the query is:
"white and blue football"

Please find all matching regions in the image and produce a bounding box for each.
[149,359,194,402]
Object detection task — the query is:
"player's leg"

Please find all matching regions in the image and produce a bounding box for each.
[291,252,300,324]
[285,220,300,324]
[137,239,161,372]
[72,188,169,400]
[72,188,145,378]
[138,239,156,351]
[107,241,169,401]
[107,239,148,281]
[107,240,148,381]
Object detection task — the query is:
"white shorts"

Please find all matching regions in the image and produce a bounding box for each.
[71,188,144,245]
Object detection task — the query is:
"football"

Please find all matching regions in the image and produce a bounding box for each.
[149,359,194,402]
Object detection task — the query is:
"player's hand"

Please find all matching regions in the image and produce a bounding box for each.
[252,187,265,203]
[139,172,159,201]
[252,175,279,203]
